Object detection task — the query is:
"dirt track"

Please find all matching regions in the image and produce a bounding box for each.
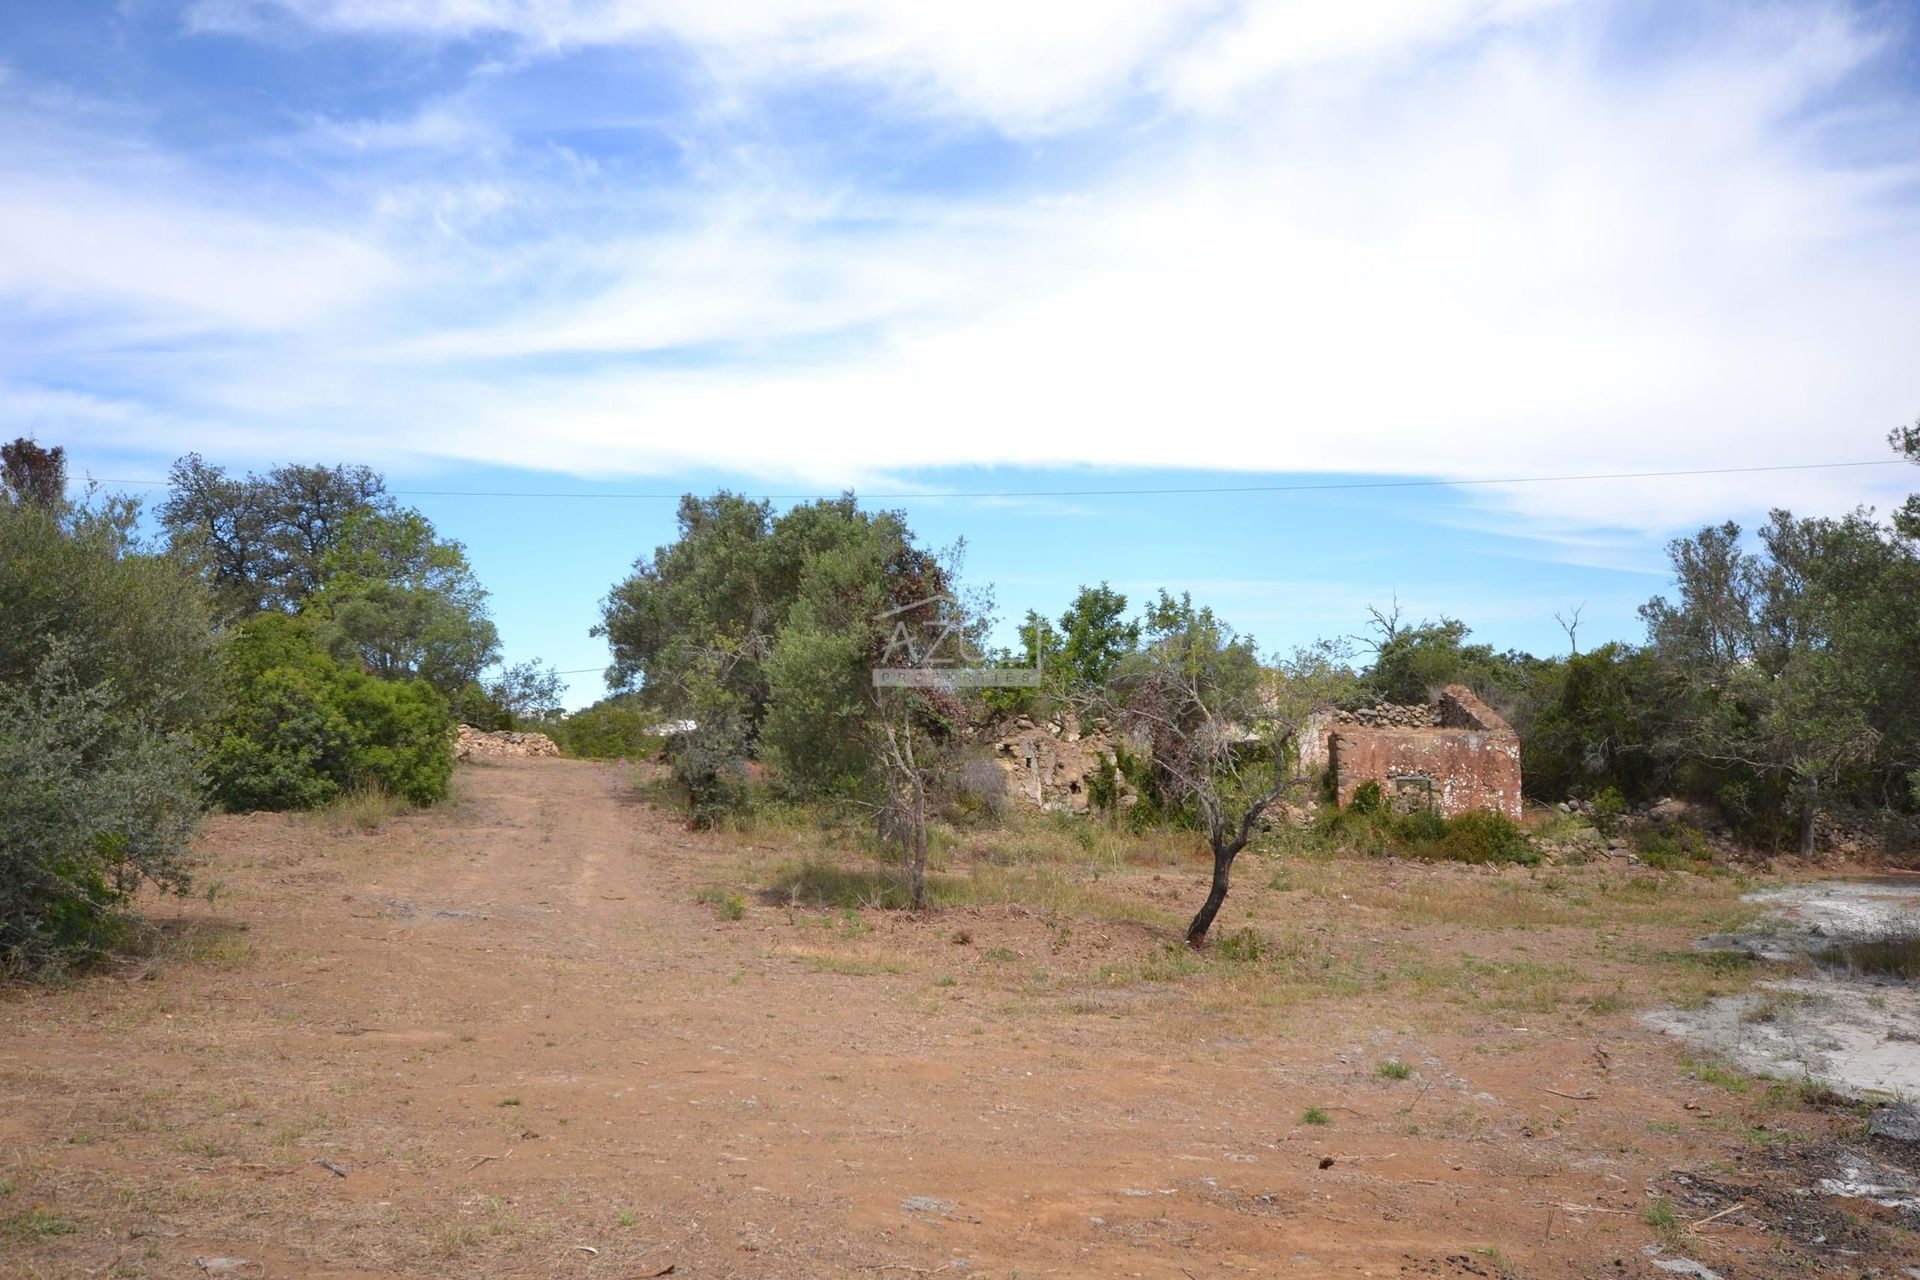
[2,759,1914,1278]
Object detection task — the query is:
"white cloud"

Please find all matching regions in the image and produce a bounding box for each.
[8,1,1920,539]
[189,0,1213,131]
[188,0,1609,132]
[0,146,396,332]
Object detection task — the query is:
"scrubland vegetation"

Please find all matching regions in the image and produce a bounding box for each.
[9,422,1920,972]
[8,431,1920,1277]
[0,442,558,973]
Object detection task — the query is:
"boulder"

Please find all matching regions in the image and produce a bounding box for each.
[1868,1102,1920,1143]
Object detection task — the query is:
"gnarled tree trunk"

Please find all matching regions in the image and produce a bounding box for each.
[1183,788,1280,947]
[1184,844,1238,945]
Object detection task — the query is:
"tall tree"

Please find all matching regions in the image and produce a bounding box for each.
[1,438,66,509]
[308,509,501,695]
[597,491,782,722]
[158,454,393,614]
[1054,582,1139,694]
[1643,502,1920,851]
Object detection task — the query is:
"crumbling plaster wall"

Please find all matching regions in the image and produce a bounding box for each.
[1325,685,1523,821]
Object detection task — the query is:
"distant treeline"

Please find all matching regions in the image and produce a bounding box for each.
[7,423,1919,968]
[590,426,1920,858]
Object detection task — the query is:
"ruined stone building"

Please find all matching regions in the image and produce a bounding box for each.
[988,685,1522,822]
[1312,685,1523,821]
[991,717,1134,813]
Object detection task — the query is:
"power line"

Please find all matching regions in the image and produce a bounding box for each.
[88,457,1901,503]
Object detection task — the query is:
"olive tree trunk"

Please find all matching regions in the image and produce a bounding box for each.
[1183,787,1282,947]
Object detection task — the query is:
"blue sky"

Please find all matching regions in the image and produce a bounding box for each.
[5,1,1919,706]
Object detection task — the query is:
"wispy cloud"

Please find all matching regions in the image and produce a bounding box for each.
[4,0,1917,536]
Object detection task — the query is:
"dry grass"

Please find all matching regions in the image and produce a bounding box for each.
[699,794,1786,1047]
[301,785,415,835]
[7,760,1902,1280]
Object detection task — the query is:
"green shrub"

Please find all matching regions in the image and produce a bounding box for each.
[1635,821,1714,870]
[0,494,215,974]
[695,886,747,920]
[1590,785,1628,835]
[1088,745,1179,831]
[1215,926,1267,963]
[0,653,201,974]
[549,698,664,760]
[1311,800,1537,865]
[1417,809,1536,865]
[205,614,453,811]
[1348,780,1386,815]
[0,499,221,734]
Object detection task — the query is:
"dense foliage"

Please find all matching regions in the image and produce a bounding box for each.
[599,491,959,817]
[548,696,664,759]
[0,458,216,973]
[159,452,539,744]
[159,454,392,617]
[308,509,501,696]
[204,614,454,811]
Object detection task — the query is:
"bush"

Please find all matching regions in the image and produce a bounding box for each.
[205,614,453,810]
[1311,798,1537,865]
[0,498,219,733]
[1088,745,1177,830]
[939,749,1009,824]
[0,653,202,974]
[0,493,217,974]
[1635,821,1714,870]
[661,662,749,829]
[550,697,664,760]
[1590,785,1628,835]
[1348,780,1386,815]
[1417,809,1536,865]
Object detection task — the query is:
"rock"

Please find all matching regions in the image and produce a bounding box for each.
[989,718,1142,814]
[455,725,562,761]
[1869,1102,1920,1143]
[1641,1250,1724,1280]
[900,1196,954,1215]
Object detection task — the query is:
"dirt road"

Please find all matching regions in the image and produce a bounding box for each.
[2,759,1911,1277]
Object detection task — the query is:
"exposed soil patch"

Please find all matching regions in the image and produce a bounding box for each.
[3,760,1916,1278]
[1647,877,1920,1098]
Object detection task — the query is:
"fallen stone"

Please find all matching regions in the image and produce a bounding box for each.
[900,1196,954,1215]
[1869,1102,1920,1143]
[1641,1248,1723,1280]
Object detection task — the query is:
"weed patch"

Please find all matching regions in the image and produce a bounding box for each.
[1,1208,79,1238]
[695,885,746,921]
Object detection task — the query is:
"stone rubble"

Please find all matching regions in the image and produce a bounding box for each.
[989,716,1140,813]
[455,724,562,761]
[1329,703,1440,730]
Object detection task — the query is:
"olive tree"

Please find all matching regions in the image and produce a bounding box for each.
[1108,592,1344,946]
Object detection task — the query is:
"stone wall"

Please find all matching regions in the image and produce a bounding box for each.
[1325,685,1522,821]
[455,725,562,761]
[991,717,1138,813]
